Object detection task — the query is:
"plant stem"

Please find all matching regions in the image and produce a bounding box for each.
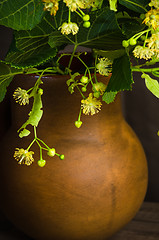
[36,137,50,149]
[143,30,149,48]
[132,67,159,73]
[77,55,95,89]
[78,108,82,121]
[78,8,85,16]
[34,126,37,138]
[67,44,78,70]
[75,10,83,18]
[132,29,151,40]
[76,85,85,99]
[68,9,71,23]
[27,139,36,151]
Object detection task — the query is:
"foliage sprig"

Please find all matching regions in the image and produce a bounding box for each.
[1,0,159,166]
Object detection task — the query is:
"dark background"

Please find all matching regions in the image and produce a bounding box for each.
[0,25,159,203]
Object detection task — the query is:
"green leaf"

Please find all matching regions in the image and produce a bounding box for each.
[102,91,117,104]
[4,16,58,68]
[93,48,126,60]
[141,73,159,98]
[117,13,144,38]
[0,0,44,30]
[18,91,43,134]
[49,7,125,51]
[48,31,70,48]
[106,54,133,92]
[5,34,57,68]
[77,7,124,50]
[109,0,118,11]
[121,19,145,38]
[0,63,21,102]
[66,79,74,86]
[3,1,69,68]
[93,0,105,9]
[66,72,80,94]
[119,0,149,13]
[19,129,31,138]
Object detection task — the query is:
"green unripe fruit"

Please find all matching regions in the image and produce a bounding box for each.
[38,159,46,167]
[59,154,65,160]
[38,88,43,95]
[81,87,87,92]
[93,91,101,98]
[129,38,137,46]
[122,40,129,48]
[83,21,91,28]
[47,148,56,157]
[83,14,90,22]
[75,120,82,128]
[80,76,89,84]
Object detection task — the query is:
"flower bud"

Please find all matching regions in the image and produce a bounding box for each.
[83,14,90,22]
[38,159,46,167]
[59,154,65,160]
[75,120,82,128]
[47,148,56,157]
[83,21,91,28]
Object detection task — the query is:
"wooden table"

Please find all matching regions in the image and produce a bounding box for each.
[0,202,159,239]
[110,202,159,240]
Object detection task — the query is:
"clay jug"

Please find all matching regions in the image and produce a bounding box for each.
[0,74,148,240]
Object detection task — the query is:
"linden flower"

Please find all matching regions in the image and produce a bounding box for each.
[63,0,84,11]
[58,22,79,35]
[63,0,95,11]
[143,9,159,29]
[93,82,107,95]
[43,0,59,16]
[96,57,112,76]
[153,50,159,59]
[146,32,159,50]
[133,45,154,60]
[13,87,29,105]
[82,0,95,9]
[14,148,34,166]
[81,93,102,115]
[149,0,159,9]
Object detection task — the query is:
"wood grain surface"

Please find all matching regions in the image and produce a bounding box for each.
[0,201,158,239]
[110,202,159,240]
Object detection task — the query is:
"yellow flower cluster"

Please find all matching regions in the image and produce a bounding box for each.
[58,22,79,35]
[43,0,59,16]
[96,57,112,76]
[63,0,95,11]
[81,93,102,115]
[149,0,159,9]
[43,0,94,14]
[133,46,154,60]
[133,5,159,60]
[146,32,159,48]
[43,0,59,15]
[13,87,29,105]
[14,148,34,166]
[143,8,159,30]
[93,82,107,95]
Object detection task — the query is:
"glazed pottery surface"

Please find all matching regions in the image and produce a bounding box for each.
[0,74,148,240]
